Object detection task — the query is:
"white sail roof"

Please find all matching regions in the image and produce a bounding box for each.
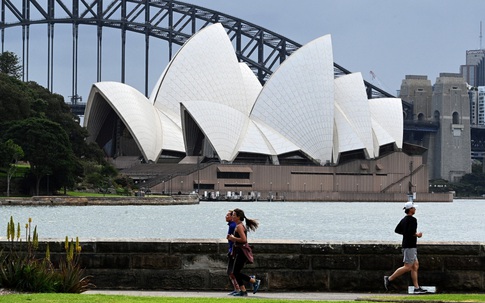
[239,63,263,114]
[250,34,335,165]
[85,82,163,161]
[181,101,249,162]
[85,23,403,165]
[150,23,249,118]
[369,98,404,153]
[333,73,374,160]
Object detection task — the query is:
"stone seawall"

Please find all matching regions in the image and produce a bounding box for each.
[278,192,453,202]
[0,192,453,204]
[0,195,199,206]
[15,239,483,293]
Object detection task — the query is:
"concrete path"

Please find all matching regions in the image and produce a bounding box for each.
[84,290,405,301]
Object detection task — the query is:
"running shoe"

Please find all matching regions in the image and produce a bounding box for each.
[253,279,261,294]
[233,290,248,296]
[414,287,428,294]
[383,276,390,290]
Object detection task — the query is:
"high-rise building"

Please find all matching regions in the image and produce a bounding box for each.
[478,87,485,125]
[460,49,485,87]
[469,87,478,125]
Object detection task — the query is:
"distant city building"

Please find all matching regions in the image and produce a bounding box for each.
[470,86,485,161]
[478,87,485,125]
[468,88,478,125]
[460,49,485,87]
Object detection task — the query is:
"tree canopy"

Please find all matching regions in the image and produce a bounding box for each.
[0,139,24,196]
[0,53,115,196]
[0,51,23,79]
[3,118,79,195]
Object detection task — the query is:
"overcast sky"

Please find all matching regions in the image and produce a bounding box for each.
[2,0,484,103]
[184,0,485,95]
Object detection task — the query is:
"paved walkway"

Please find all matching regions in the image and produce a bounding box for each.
[84,290,405,301]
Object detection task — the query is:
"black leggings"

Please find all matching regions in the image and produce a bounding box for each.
[231,248,251,286]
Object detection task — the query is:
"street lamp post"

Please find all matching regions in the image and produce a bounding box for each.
[253,182,257,201]
[286,182,289,201]
[270,182,272,201]
[197,154,200,194]
[181,180,183,194]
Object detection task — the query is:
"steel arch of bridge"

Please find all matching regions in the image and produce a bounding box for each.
[0,0,394,101]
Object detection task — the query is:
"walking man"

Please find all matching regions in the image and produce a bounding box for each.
[384,201,428,294]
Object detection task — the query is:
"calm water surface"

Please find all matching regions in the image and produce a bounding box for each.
[0,199,483,242]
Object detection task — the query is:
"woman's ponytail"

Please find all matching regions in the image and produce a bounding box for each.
[233,208,259,232]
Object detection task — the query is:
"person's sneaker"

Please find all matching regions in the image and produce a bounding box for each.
[414,287,428,294]
[233,290,248,296]
[249,275,256,289]
[227,290,239,295]
[383,276,390,290]
[252,279,261,294]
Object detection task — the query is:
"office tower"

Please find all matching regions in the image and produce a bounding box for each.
[461,49,485,87]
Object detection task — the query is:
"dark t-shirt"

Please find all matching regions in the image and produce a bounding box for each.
[394,215,418,248]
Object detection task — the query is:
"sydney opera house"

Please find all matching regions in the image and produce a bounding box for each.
[84,23,441,201]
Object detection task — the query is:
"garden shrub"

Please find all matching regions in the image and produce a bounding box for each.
[0,217,94,293]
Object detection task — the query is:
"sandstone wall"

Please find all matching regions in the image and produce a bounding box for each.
[12,239,482,293]
[0,195,199,206]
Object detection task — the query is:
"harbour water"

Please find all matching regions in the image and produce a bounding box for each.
[0,199,483,242]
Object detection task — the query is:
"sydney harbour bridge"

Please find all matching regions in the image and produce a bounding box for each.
[0,0,483,156]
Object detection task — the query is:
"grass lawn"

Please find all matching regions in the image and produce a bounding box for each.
[0,294,343,303]
[378,293,485,302]
[0,164,30,179]
[65,191,168,198]
[0,293,484,303]
[0,191,169,199]
[65,191,126,197]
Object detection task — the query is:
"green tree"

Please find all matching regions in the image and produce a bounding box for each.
[0,52,118,195]
[0,73,31,122]
[0,139,24,196]
[99,164,118,195]
[0,51,23,79]
[3,118,78,195]
[25,81,99,162]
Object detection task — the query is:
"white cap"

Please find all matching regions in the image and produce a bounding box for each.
[403,201,417,210]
